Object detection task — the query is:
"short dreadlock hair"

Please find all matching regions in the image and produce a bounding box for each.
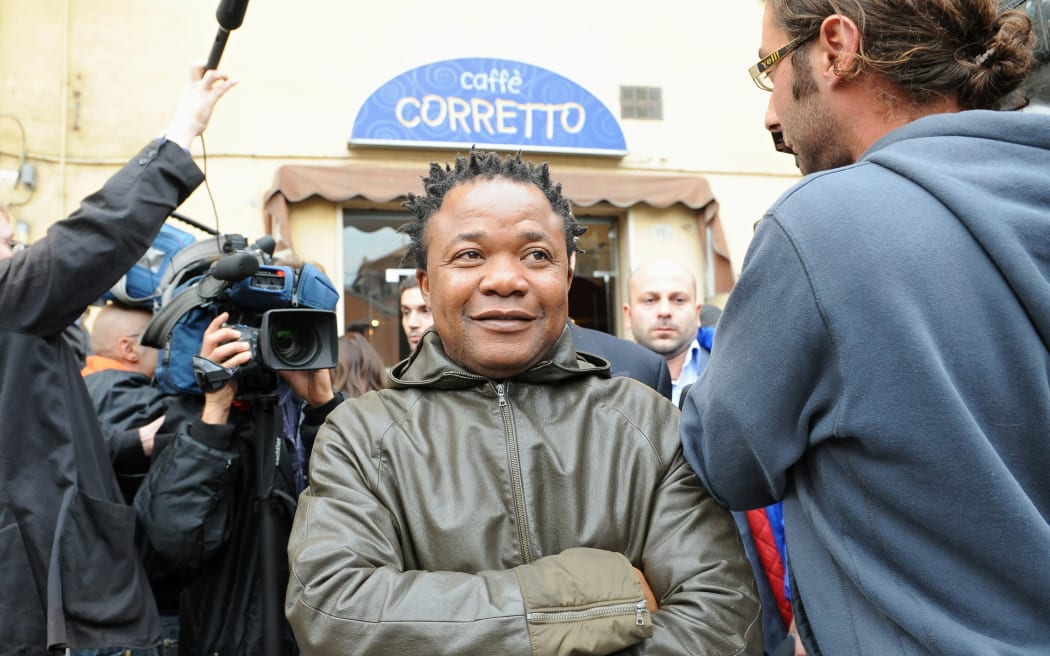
[401,150,585,270]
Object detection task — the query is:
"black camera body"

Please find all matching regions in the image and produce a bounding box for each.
[227,309,338,377]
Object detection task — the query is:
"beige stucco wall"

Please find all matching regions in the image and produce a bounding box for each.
[0,0,800,276]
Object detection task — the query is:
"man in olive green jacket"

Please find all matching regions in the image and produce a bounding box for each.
[285,150,762,655]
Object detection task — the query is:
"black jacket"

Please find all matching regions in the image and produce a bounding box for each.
[567,322,672,399]
[135,391,342,656]
[0,140,203,653]
[84,367,199,502]
[83,367,202,618]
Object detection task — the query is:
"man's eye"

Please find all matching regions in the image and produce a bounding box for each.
[526,249,551,261]
[455,250,482,261]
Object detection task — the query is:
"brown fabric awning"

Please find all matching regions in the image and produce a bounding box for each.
[262,162,735,293]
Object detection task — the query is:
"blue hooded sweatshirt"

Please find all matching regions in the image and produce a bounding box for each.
[681,109,1050,655]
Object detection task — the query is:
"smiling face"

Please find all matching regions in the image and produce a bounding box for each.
[418,177,574,379]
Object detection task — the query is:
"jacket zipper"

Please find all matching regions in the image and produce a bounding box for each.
[497,382,532,564]
[527,600,649,626]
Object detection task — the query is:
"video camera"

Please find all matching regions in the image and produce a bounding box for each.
[140,231,340,395]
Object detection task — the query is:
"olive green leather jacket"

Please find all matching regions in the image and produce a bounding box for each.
[286,328,762,655]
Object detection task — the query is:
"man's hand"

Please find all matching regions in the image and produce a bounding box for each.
[634,567,659,613]
[279,368,336,408]
[164,64,237,150]
[199,312,252,425]
[137,414,165,457]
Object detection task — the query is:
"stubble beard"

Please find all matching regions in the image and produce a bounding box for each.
[789,50,855,175]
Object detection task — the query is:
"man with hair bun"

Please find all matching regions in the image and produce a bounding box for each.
[680,1,1050,654]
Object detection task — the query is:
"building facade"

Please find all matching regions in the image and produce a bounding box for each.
[6,0,1043,364]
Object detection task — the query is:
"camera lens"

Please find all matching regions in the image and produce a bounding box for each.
[271,324,316,367]
[260,309,337,371]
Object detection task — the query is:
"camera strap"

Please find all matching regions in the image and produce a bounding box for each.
[192,355,236,393]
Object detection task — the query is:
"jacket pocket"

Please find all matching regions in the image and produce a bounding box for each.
[0,520,46,643]
[57,490,154,625]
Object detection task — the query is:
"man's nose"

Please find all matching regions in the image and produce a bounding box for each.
[479,257,528,296]
[764,95,780,134]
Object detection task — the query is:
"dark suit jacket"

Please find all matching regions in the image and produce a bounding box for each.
[567,323,672,400]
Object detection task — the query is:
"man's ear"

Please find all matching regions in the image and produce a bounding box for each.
[818,14,862,82]
[119,335,140,363]
[622,303,633,331]
[567,251,576,284]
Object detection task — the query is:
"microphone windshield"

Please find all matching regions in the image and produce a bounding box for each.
[211,252,260,281]
[216,0,249,31]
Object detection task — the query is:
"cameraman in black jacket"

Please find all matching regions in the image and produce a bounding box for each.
[135,311,343,655]
[0,65,234,654]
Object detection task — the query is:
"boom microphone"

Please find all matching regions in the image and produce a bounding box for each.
[216,0,249,30]
[205,0,250,70]
[211,252,260,282]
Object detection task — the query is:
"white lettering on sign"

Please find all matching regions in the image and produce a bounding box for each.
[459,68,524,95]
[395,95,586,141]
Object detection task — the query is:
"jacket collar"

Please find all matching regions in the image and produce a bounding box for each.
[389,325,610,390]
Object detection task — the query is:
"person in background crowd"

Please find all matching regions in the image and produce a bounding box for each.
[0,64,234,654]
[623,257,713,405]
[331,331,386,397]
[398,277,433,352]
[81,303,172,499]
[285,150,761,655]
[681,1,1049,653]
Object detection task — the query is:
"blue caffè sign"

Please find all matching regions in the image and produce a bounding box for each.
[349,58,627,156]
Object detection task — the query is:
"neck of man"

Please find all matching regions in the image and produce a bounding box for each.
[845,79,963,161]
[665,344,693,381]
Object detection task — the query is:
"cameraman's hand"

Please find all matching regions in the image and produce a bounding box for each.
[279,368,335,408]
[199,312,251,425]
[164,64,237,150]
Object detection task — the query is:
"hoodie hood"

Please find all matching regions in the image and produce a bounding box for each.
[388,325,610,390]
[862,109,1050,348]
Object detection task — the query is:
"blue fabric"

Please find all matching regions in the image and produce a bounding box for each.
[278,380,309,495]
[697,325,715,352]
[765,503,790,602]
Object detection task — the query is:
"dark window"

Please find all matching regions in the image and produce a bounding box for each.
[620,86,663,120]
